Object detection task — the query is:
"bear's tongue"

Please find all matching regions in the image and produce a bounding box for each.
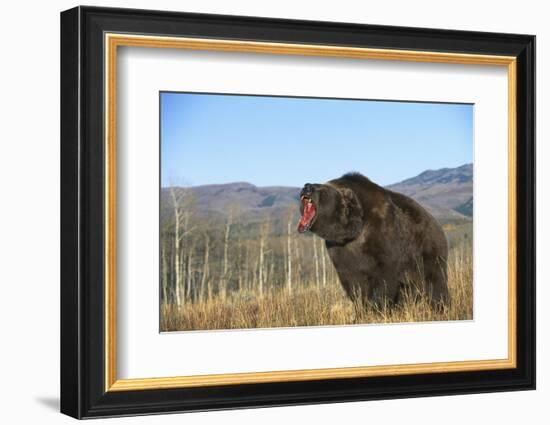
[297,199,316,233]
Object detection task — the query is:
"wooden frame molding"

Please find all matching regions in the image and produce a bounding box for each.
[104,33,518,392]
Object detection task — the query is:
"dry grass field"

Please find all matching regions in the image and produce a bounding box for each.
[160,243,472,332]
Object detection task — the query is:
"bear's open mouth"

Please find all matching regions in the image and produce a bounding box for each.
[297,195,317,233]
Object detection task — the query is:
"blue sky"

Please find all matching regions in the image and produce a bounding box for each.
[161,92,473,188]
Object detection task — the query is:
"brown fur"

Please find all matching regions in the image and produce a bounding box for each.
[299,173,449,309]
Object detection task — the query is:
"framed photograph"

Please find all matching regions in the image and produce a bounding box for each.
[60,6,535,419]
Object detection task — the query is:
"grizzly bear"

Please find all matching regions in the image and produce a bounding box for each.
[297,173,449,309]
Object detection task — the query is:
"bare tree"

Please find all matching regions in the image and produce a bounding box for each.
[286,214,293,295]
[185,240,194,301]
[258,218,271,297]
[244,240,251,292]
[161,238,168,304]
[296,236,305,288]
[313,235,320,289]
[220,209,234,299]
[200,232,210,301]
[258,236,265,297]
[321,243,327,288]
[169,187,183,306]
[168,185,195,307]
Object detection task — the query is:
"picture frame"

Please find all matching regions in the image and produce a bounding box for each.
[60,5,535,419]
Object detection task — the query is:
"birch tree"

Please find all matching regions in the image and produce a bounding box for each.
[220,209,234,299]
[313,235,320,289]
[321,244,327,288]
[169,187,183,306]
[185,240,194,301]
[168,185,195,307]
[286,214,293,295]
[244,240,251,292]
[200,232,210,301]
[258,218,271,297]
[293,236,302,289]
[161,238,168,304]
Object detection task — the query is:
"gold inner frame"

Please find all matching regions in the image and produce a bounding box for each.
[104,33,517,392]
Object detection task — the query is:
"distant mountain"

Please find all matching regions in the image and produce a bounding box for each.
[387,164,472,209]
[387,164,473,222]
[161,182,302,234]
[162,164,473,229]
[189,182,300,214]
[454,196,473,217]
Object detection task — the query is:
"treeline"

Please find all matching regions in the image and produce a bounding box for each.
[160,187,338,306]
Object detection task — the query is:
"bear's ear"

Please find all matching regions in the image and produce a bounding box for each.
[339,188,363,228]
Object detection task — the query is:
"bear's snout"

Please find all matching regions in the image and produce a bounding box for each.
[301,183,314,198]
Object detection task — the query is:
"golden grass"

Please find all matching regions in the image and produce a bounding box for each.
[160,245,473,332]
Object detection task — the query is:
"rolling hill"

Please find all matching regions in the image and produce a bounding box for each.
[162,164,473,229]
[386,163,473,223]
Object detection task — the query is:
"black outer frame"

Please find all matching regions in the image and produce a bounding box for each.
[60,5,535,419]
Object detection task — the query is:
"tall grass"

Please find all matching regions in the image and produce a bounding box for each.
[160,244,473,332]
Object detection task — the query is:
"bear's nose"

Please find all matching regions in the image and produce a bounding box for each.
[301,183,313,197]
